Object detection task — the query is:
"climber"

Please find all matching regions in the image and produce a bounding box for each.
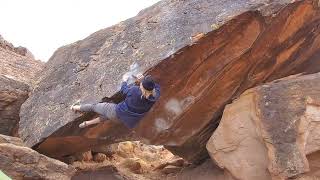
[70,74,160,129]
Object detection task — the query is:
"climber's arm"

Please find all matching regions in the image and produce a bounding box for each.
[154,83,161,97]
[120,82,131,95]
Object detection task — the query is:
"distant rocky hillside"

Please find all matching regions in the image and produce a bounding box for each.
[0,35,44,135]
[0,35,43,85]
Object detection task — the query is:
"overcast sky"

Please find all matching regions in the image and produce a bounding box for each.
[1,0,160,61]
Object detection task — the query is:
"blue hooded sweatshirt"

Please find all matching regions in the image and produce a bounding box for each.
[115,82,160,128]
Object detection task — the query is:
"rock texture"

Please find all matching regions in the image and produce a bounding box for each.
[0,35,43,136]
[93,153,107,162]
[207,73,320,180]
[0,76,29,135]
[0,35,43,85]
[0,134,24,146]
[74,150,93,162]
[166,159,234,180]
[72,166,129,180]
[0,134,75,180]
[71,141,182,180]
[20,0,320,161]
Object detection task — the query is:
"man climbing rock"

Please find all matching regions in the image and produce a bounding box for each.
[71,74,160,129]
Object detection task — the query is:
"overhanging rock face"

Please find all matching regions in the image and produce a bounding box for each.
[20,0,320,161]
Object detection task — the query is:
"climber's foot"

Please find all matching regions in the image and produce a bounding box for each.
[79,121,88,128]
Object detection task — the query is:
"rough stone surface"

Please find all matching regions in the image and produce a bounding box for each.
[74,151,93,162]
[0,35,34,58]
[293,151,320,180]
[207,73,320,180]
[166,159,234,180]
[72,141,179,180]
[0,35,43,85]
[0,35,43,136]
[71,166,128,180]
[119,158,145,174]
[93,153,107,162]
[35,120,135,158]
[19,0,320,161]
[117,141,136,158]
[0,134,24,146]
[161,165,182,174]
[0,134,75,180]
[92,143,118,157]
[154,157,186,170]
[0,76,29,135]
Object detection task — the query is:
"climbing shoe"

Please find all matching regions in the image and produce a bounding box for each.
[79,121,88,128]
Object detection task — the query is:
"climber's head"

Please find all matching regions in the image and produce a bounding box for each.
[140,75,156,98]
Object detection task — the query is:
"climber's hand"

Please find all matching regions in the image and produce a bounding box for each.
[122,73,130,82]
[133,73,144,84]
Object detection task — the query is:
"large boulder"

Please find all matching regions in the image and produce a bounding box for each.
[207,73,320,180]
[20,0,320,162]
[0,76,29,135]
[0,36,44,136]
[0,134,75,180]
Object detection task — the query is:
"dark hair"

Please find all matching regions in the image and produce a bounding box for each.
[142,75,155,91]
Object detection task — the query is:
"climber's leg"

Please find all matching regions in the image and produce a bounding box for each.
[79,103,111,117]
[79,103,97,112]
[77,103,118,128]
